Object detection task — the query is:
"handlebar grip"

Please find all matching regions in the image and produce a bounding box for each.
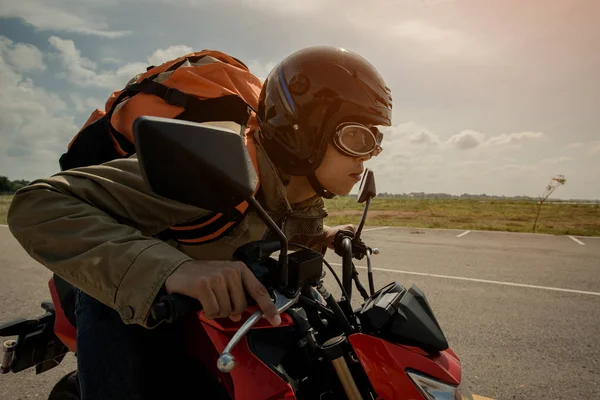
[151,294,202,324]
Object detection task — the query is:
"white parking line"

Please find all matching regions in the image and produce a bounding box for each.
[363,226,390,232]
[568,236,585,245]
[457,230,471,238]
[0,224,7,228]
[329,263,600,297]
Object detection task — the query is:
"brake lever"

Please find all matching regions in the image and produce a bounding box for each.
[216,289,299,373]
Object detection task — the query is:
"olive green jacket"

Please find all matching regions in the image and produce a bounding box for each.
[7,128,329,328]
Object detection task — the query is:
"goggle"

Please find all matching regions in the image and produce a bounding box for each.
[333,122,383,157]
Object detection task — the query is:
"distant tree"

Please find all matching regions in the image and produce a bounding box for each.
[10,179,30,192]
[0,176,11,193]
[532,174,567,233]
[0,176,31,194]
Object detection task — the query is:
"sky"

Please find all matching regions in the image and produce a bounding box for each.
[0,0,598,200]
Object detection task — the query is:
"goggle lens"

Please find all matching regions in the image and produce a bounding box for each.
[335,123,383,157]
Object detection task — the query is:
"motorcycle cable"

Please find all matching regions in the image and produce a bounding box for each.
[289,243,354,333]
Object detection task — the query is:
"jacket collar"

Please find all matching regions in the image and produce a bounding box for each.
[252,131,328,222]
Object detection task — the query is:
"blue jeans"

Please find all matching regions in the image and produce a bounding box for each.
[74,289,229,400]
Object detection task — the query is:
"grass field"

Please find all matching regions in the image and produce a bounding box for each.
[0,195,12,225]
[324,197,600,236]
[1,195,599,236]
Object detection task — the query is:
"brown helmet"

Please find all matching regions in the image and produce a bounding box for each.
[256,46,393,197]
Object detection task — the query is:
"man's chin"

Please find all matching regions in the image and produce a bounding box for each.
[331,185,353,197]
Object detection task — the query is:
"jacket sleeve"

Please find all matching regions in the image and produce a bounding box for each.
[7,155,210,328]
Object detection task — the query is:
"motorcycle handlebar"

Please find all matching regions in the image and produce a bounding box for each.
[151,294,202,324]
[151,235,375,324]
[342,237,354,301]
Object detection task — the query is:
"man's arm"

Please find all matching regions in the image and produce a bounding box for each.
[7,155,208,327]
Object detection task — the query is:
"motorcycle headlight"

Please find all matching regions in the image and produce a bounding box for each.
[407,371,474,400]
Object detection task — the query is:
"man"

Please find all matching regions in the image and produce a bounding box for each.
[7,45,392,399]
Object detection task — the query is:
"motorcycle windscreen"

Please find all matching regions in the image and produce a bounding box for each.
[358,282,449,354]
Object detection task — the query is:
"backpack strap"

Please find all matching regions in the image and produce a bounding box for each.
[156,134,260,245]
[105,79,255,157]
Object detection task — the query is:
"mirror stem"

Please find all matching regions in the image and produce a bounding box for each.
[247,196,289,286]
[355,197,371,239]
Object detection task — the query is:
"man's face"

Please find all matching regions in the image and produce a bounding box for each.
[314,143,372,196]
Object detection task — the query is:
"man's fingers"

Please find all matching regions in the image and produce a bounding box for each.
[241,268,280,326]
[212,276,232,318]
[226,268,248,316]
[196,281,220,319]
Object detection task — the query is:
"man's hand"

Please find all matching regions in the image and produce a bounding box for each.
[324,224,356,249]
[164,260,281,326]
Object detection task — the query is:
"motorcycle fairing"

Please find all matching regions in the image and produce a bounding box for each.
[349,333,461,400]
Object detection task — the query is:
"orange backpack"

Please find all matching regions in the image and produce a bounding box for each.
[59,50,264,245]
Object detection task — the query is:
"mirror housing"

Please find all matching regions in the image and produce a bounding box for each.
[132,116,257,213]
[132,116,291,287]
[357,169,377,203]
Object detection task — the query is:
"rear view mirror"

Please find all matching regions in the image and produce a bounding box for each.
[132,116,257,213]
[357,169,376,203]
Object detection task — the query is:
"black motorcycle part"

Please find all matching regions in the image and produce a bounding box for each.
[332,231,368,260]
[150,294,203,324]
[341,238,354,300]
[53,274,78,328]
[246,310,364,400]
[233,240,281,284]
[390,284,449,353]
[358,282,449,354]
[0,302,68,374]
[284,248,324,292]
[352,269,370,300]
[234,240,323,294]
[359,282,406,331]
[48,370,80,400]
[246,325,304,378]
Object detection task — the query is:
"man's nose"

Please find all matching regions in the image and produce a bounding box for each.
[356,153,372,162]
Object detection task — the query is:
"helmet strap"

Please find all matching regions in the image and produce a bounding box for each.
[308,173,336,199]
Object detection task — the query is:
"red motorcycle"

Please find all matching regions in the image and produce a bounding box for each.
[1,116,474,400]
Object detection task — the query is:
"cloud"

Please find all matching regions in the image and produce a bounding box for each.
[391,21,462,46]
[355,120,583,198]
[246,60,278,81]
[48,37,194,90]
[485,131,545,147]
[445,129,544,151]
[541,156,571,165]
[101,57,122,65]
[48,36,102,84]
[224,0,323,15]
[0,38,78,180]
[567,142,583,149]
[381,122,440,143]
[0,37,46,72]
[147,45,194,66]
[447,129,484,149]
[0,0,131,38]
[69,94,105,113]
[490,164,539,174]
[409,130,441,145]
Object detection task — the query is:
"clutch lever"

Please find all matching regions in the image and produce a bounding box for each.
[217,289,299,373]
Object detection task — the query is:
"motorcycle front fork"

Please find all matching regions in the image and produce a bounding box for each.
[322,335,363,400]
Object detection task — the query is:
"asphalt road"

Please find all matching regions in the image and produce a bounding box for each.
[1,224,599,399]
